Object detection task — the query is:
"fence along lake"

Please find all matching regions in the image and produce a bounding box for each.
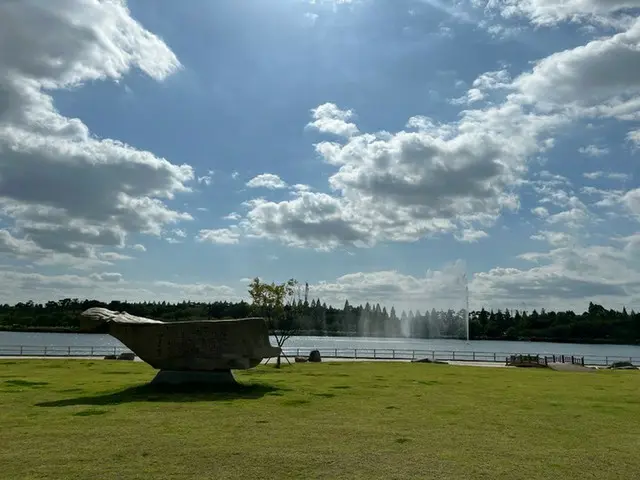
[1,331,640,364]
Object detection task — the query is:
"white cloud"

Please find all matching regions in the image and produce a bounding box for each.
[512,19,640,117]
[153,281,238,300]
[246,174,288,190]
[450,69,511,105]
[579,145,610,157]
[454,229,489,243]
[530,230,572,247]
[583,171,630,181]
[0,0,192,267]
[473,240,640,310]
[628,129,640,146]
[89,272,123,283]
[304,12,320,25]
[622,189,640,215]
[198,174,214,186]
[306,103,359,137]
[531,206,549,218]
[309,261,469,311]
[481,0,640,27]
[0,268,239,304]
[131,244,146,252]
[196,229,241,245]
[240,96,556,249]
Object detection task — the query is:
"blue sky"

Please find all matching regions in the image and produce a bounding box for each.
[0,0,639,312]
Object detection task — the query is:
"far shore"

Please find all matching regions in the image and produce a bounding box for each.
[2,326,638,346]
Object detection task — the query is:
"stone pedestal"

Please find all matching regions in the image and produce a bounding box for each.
[150,370,237,386]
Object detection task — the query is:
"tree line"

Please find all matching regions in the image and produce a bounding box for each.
[0,295,638,345]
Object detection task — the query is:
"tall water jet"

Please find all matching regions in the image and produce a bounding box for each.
[464,272,470,343]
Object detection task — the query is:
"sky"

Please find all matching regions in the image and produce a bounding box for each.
[0,0,639,313]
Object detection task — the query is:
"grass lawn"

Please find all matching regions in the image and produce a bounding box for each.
[1,360,639,480]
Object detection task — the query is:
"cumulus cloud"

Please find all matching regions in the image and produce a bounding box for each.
[306,103,359,137]
[196,228,241,245]
[512,18,640,117]
[480,0,640,27]
[531,206,549,218]
[0,268,240,304]
[198,171,214,186]
[239,96,557,249]
[89,272,124,283]
[450,69,511,105]
[246,174,288,190]
[579,145,610,157]
[232,16,640,251]
[309,261,469,311]
[473,241,640,310]
[0,0,192,267]
[454,229,489,243]
[583,171,630,181]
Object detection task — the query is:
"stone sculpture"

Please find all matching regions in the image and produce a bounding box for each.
[80,307,281,385]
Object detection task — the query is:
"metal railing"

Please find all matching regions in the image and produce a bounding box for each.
[280,348,639,366]
[0,345,638,367]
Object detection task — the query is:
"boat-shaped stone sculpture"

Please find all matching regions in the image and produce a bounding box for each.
[80,307,281,385]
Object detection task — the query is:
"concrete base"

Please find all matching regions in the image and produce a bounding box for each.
[150,369,237,386]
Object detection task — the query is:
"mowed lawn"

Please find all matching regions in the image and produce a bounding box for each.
[1,360,639,480]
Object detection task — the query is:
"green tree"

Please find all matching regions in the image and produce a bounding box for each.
[248,277,300,368]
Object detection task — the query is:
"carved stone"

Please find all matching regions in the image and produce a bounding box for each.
[81,307,280,385]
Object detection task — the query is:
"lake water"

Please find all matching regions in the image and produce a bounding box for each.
[1,331,640,362]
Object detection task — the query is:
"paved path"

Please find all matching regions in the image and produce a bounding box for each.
[0,356,605,370]
[0,356,510,368]
[547,362,596,372]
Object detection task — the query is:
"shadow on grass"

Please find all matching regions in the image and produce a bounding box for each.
[5,379,49,387]
[36,382,282,407]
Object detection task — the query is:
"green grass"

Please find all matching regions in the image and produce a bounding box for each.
[1,360,639,480]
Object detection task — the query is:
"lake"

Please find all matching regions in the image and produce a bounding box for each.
[1,331,640,363]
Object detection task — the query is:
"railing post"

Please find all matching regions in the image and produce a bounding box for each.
[473,352,476,361]
[432,351,435,361]
[44,346,47,356]
[374,349,376,359]
[412,350,415,360]
[605,356,608,365]
[68,346,71,356]
[335,348,337,358]
[297,348,300,356]
[392,349,395,359]
[493,352,496,362]
[355,349,357,359]
[452,351,455,360]
[114,347,117,356]
[20,346,23,356]
[90,346,94,356]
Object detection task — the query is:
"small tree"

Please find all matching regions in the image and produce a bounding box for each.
[248,277,301,368]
